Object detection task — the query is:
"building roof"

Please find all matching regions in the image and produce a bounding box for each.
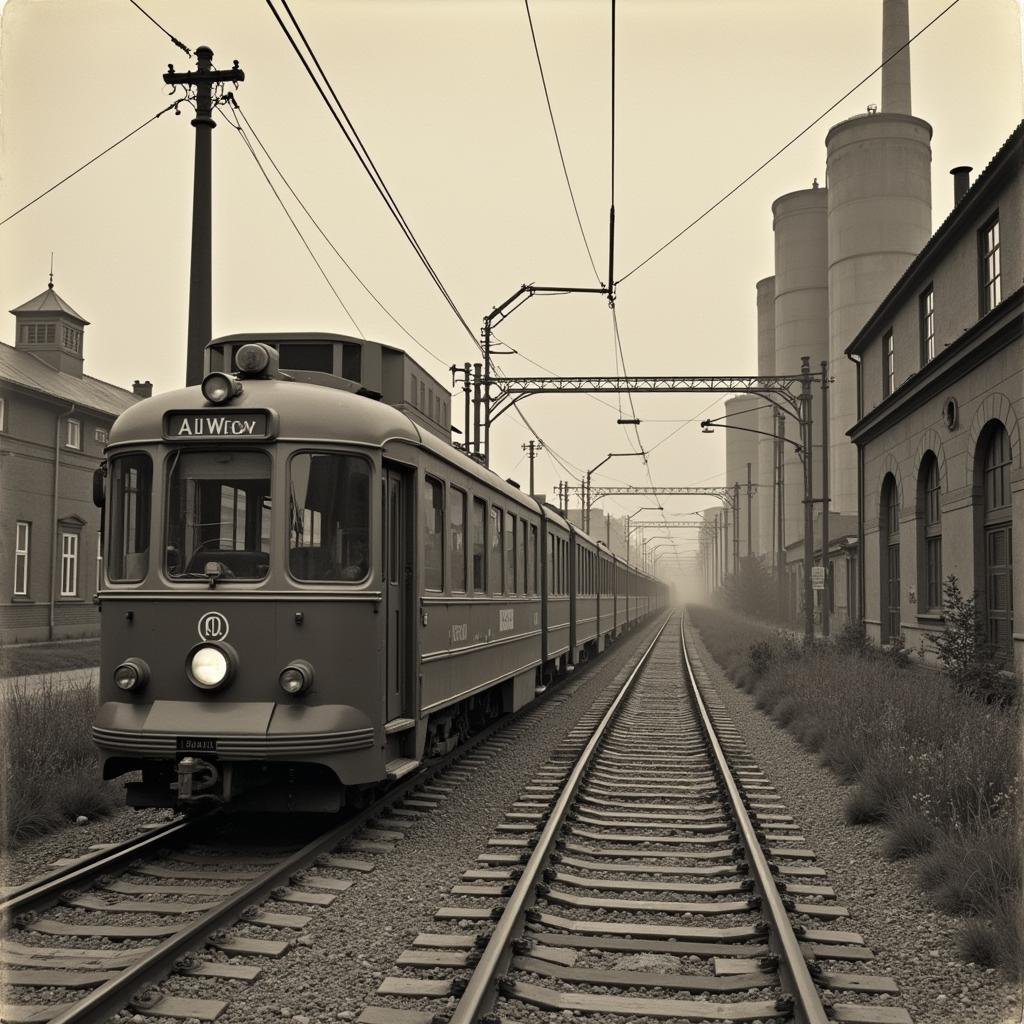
[9,284,90,324]
[846,119,1024,357]
[0,342,138,417]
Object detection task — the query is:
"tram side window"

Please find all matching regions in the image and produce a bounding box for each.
[287,453,370,582]
[167,450,272,580]
[530,524,538,594]
[491,507,504,593]
[472,497,486,592]
[424,476,444,591]
[450,487,467,592]
[506,514,517,594]
[519,519,528,595]
[108,453,152,582]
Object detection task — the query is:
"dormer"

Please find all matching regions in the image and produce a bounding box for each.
[10,281,89,377]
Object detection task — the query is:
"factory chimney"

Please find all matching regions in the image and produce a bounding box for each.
[881,0,912,115]
[950,166,972,205]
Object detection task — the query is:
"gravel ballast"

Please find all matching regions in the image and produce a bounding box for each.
[685,611,1022,1024]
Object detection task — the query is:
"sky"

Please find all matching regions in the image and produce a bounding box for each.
[1,0,1021,576]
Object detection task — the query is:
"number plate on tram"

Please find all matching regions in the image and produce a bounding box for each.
[177,736,217,754]
[165,411,272,439]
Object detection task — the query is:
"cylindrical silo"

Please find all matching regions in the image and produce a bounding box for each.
[826,111,932,512]
[724,394,761,559]
[773,185,829,550]
[755,276,775,560]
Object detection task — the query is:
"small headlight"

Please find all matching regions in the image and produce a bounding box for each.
[201,372,241,405]
[187,644,235,690]
[279,660,314,696]
[236,343,272,374]
[114,658,149,691]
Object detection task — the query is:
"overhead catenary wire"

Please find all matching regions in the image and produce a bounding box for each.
[0,102,180,229]
[228,98,449,372]
[127,0,192,56]
[219,103,365,337]
[265,0,480,349]
[617,0,964,284]
[523,0,603,286]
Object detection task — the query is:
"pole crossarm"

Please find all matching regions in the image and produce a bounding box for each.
[488,373,821,423]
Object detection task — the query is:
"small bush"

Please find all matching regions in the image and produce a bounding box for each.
[883,802,937,859]
[1,678,119,845]
[845,785,885,824]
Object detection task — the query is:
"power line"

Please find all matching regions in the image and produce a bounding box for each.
[228,99,449,372]
[0,102,180,229]
[523,0,603,285]
[219,103,365,337]
[127,0,192,56]
[617,0,964,284]
[266,0,480,349]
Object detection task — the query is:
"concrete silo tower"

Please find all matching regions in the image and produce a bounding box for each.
[826,0,932,513]
[755,276,776,560]
[724,394,761,559]
[773,184,829,549]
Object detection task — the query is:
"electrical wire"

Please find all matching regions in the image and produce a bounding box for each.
[0,102,180,229]
[218,103,365,337]
[127,0,192,56]
[266,0,480,348]
[523,0,603,285]
[617,0,964,284]
[229,98,449,372]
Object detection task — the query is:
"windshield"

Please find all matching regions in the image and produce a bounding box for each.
[166,450,271,580]
[107,453,153,582]
[289,453,370,581]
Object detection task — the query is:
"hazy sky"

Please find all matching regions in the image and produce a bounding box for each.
[1,0,1021,560]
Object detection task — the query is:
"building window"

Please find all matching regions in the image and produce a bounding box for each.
[419,381,426,412]
[94,427,109,444]
[14,521,30,596]
[410,374,418,407]
[60,531,79,597]
[882,330,895,398]
[22,323,56,345]
[979,214,1001,314]
[65,418,81,449]
[450,487,467,592]
[423,476,444,591]
[978,421,1013,657]
[919,286,935,364]
[919,452,942,611]
[880,474,900,643]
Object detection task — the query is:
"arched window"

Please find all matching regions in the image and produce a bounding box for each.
[917,453,942,611]
[880,474,900,643]
[978,422,1013,657]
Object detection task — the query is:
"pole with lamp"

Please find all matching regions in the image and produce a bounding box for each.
[584,451,647,532]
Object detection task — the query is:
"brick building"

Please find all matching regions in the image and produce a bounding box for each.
[847,121,1022,677]
[0,282,147,643]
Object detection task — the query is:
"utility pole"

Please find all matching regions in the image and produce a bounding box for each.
[746,462,753,558]
[164,48,245,386]
[522,440,543,496]
[776,409,786,616]
[732,482,740,578]
[821,360,831,638]
[800,356,814,643]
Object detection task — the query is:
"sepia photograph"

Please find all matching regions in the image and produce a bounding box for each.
[0,1,1021,1022]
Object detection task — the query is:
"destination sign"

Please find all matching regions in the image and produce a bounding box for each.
[165,411,272,440]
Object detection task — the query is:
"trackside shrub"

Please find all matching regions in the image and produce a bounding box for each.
[0,678,120,846]
[688,603,1022,977]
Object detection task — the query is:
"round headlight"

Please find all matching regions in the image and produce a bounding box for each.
[236,343,272,374]
[279,660,314,696]
[114,658,149,691]
[201,372,240,405]
[187,643,235,691]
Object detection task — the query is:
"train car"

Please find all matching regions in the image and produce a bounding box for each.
[91,336,662,812]
[570,527,599,664]
[597,544,616,648]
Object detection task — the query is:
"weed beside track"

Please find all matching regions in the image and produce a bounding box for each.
[688,604,1022,978]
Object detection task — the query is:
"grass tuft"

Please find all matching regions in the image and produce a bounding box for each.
[844,785,885,824]
[1,677,119,846]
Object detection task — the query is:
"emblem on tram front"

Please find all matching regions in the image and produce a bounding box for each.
[198,611,230,642]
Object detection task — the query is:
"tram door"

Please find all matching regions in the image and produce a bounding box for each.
[383,466,413,723]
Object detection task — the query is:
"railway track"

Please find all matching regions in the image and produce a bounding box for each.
[359,612,913,1024]
[1,632,634,1024]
